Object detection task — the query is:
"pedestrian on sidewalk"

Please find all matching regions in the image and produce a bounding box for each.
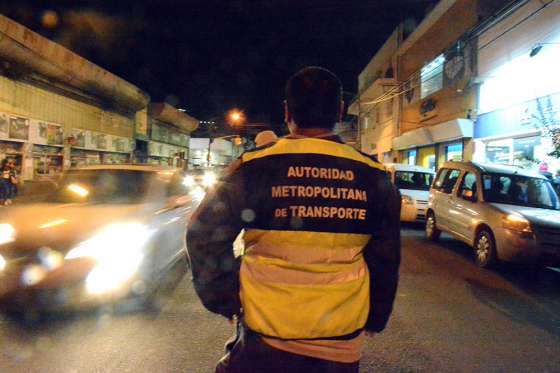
[187,66,401,373]
[0,158,17,205]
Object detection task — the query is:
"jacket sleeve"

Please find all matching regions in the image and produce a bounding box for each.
[363,175,401,333]
[186,161,245,319]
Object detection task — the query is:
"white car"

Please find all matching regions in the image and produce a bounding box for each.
[385,163,435,222]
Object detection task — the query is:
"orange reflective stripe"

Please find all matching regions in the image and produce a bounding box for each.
[243,229,371,265]
[241,255,367,286]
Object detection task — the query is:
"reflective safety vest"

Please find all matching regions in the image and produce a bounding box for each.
[237,136,386,339]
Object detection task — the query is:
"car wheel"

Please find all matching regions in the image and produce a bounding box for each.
[474,229,496,268]
[425,212,441,241]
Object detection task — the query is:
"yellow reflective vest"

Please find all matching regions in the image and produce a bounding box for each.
[188,135,401,340]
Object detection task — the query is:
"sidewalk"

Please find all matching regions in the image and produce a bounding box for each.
[13,180,57,204]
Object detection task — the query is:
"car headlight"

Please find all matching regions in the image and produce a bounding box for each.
[65,222,155,295]
[502,214,532,234]
[0,254,5,272]
[0,224,15,245]
[190,186,206,202]
[183,175,195,187]
[401,195,414,205]
[202,171,217,187]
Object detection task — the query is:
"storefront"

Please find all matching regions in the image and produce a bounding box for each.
[148,140,186,168]
[473,93,560,173]
[70,128,132,167]
[393,119,472,170]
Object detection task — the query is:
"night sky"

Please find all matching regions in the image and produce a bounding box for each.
[1,0,434,130]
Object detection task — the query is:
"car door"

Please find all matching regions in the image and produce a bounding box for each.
[151,172,193,274]
[450,171,481,242]
[432,168,461,231]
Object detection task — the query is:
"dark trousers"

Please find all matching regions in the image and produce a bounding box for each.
[216,323,359,373]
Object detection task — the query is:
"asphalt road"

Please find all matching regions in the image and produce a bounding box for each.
[1,226,560,372]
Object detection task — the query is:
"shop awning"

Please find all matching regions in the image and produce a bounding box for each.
[392,118,473,150]
[392,128,432,150]
[429,118,473,143]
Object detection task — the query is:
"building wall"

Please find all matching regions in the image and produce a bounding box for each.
[358,28,400,92]
[0,74,137,179]
[398,0,479,80]
[0,76,134,138]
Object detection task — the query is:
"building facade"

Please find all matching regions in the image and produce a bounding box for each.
[0,15,149,181]
[146,103,198,168]
[473,0,560,175]
[352,0,516,170]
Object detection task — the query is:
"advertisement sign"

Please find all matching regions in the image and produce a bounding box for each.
[8,116,29,141]
[30,120,64,146]
[475,92,560,139]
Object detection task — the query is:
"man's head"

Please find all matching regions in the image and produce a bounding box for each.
[285,66,343,131]
[255,130,278,147]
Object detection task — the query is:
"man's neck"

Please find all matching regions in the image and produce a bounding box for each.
[290,127,334,138]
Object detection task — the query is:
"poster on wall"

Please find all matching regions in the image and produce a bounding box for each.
[9,116,29,141]
[47,124,64,146]
[30,120,64,146]
[72,129,87,148]
[0,113,9,139]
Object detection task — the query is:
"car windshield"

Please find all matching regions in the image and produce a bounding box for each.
[482,173,560,210]
[395,171,434,191]
[45,170,162,204]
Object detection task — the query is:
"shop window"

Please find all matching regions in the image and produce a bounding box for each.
[486,139,511,164]
[421,54,445,99]
[403,149,417,165]
[419,147,436,170]
[446,143,463,162]
[513,136,540,167]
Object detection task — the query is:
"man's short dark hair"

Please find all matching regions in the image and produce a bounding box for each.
[285,66,342,129]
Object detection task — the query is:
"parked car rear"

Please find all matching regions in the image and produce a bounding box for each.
[385,163,434,222]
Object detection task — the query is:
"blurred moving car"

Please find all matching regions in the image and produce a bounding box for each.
[385,163,435,222]
[426,162,560,268]
[0,165,195,311]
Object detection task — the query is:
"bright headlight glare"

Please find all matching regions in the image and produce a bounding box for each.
[0,254,5,271]
[190,186,206,202]
[0,224,15,245]
[65,222,154,261]
[183,175,195,187]
[502,214,532,234]
[202,172,217,187]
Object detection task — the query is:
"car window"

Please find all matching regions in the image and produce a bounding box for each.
[395,171,434,191]
[440,169,461,194]
[45,170,166,204]
[482,173,560,210]
[458,172,478,201]
[433,168,449,190]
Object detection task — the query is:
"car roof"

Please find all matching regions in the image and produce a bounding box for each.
[440,161,547,179]
[384,163,435,174]
[71,164,180,173]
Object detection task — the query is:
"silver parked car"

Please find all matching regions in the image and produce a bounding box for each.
[426,162,560,268]
[0,165,195,311]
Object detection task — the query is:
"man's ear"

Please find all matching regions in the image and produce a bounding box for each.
[339,100,345,122]
[284,100,291,124]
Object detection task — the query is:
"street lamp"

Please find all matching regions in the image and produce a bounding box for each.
[227,109,246,126]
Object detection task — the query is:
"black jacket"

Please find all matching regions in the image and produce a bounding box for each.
[187,135,401,333]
